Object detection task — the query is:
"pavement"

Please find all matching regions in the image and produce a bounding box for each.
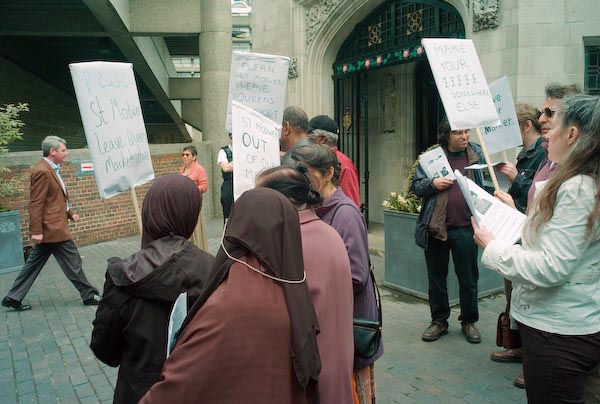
[0,216,527,403]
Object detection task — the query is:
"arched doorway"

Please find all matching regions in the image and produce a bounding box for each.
[333,0,465,223]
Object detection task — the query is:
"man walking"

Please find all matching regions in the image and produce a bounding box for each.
[411,118,488,344]
[2,136,100,311]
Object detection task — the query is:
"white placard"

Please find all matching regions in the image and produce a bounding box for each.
[422,38,500,130]
[231,101,281,200]
[226,51,290,132]
[479,76,522,154]
[69,62,154,199]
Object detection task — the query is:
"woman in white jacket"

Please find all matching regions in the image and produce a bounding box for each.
[473,94,600,404]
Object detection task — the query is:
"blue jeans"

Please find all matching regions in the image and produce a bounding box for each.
[424,226,479,325]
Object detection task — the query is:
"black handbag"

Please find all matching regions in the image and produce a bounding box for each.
[353,266,382,358]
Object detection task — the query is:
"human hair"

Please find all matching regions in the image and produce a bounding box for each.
[42,136,66,157]
[437,116,452,148]
[256,165,323,208]
[311,129,338,147]
[283,106,309,132]
[289,143,341,186]
[515,103,542,133]
[183,145,197,157]
[544,83,581,100]
[530,94,600,238]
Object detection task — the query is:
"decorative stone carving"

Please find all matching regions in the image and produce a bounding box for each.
[305,0,343,46]
[472,0,499,32]
[288,57,299,79]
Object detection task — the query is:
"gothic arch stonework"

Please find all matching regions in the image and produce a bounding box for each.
[298,0,470,116]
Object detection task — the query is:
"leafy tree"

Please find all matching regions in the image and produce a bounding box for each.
[0,103,28,211]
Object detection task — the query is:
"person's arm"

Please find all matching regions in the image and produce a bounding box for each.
[28,168,50,243]
[217,149,233,173]
[479,177,595,288]
[331,206,370,293]
[90,271,126,367]
[196,164,209,193]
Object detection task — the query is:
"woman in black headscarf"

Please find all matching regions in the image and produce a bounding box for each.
[90,174,214,404]
[140,187,321,404]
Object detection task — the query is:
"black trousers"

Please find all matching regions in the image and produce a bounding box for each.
[220,179,234,220]
[6,240,99,302]
[424,226,479,325]
[519,321,600,404]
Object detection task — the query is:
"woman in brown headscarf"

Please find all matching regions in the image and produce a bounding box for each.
[90,174,214,404]
[179,145,209,251]
[140,188,321,404]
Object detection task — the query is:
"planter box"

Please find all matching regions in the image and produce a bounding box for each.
[0,211,24,274]
[383,209,504,305]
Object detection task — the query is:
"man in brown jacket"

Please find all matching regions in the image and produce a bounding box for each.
[2,136,100,311]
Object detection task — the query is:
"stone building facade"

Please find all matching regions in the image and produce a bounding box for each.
[251,0,600,223]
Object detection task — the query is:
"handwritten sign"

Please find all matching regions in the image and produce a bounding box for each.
[422,38,500,130]
[231,101,281,200]
[478,76,522,154]
[69,62,154,199]
[226,51,290,132]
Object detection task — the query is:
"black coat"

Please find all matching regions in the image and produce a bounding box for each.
[90,236,214,404]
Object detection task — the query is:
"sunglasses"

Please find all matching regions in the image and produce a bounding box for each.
[536,107,556,119]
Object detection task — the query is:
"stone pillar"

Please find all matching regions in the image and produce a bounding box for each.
[199,0,232,218]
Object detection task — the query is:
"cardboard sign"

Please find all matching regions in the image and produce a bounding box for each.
[422,38,500,130]
[479,76,522,155]
[69,62,154,199]
[226,51,290,132]
[231,101,281,200]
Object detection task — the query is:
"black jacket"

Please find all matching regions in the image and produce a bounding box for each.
[90,236,214,404]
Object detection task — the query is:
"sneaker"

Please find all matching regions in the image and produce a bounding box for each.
[2,296,31,311]
[421,321,448,342]
[461,322,481,344]
[83,294,101,306]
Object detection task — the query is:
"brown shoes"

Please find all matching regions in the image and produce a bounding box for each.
[461,322,481,344]
[421,321,448,341]
[491,348,523,363]
[514,373,526,389]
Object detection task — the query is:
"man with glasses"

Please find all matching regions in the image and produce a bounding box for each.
[411,118,489,344]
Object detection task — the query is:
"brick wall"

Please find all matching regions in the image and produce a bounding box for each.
[0,142,215,248]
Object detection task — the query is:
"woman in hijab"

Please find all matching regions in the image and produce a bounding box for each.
[90,174,214,404]
[256,165,354,404]
[179,145,209,250]
[140,187,321,404]
[289,143,383,404]
[473,94,600,403]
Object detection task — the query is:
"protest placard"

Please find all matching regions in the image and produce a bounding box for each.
[69,62,154,200]
[422,38,500,130]
[418,146,456,180]
[226,51,290,132]
[231,101,281,200]
[479,76,522,155]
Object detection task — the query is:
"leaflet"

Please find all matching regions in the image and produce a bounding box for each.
[418,146,456,180]
[166,291,187,358]
[454,170,526,245]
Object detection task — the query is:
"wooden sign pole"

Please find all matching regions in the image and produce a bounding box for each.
[475,127,500,192]
[130,187,143,235]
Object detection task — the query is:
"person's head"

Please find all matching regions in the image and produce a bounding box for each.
[437,117,469,152]
[42,136,68,164]
[308,115,339,135]
[182,145,198,165]
[308,128,338,147]
[256,165,323,209]
[141,174,202,248]
[288,143,341,196]
[280,106,309,152]
[532,94,600,238]
[539,83,581,138]
[515,102,542,140]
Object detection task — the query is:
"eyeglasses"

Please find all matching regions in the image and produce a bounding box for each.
[182,153,192,157]
[537,107,556,119]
